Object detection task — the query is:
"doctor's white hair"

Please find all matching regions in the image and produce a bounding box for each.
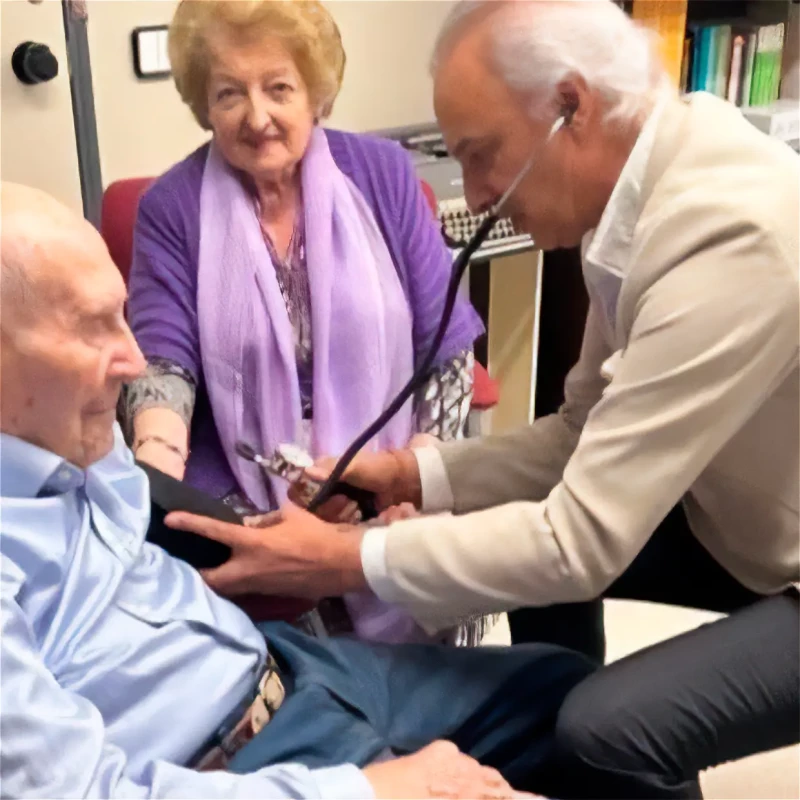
[431,0,668,125]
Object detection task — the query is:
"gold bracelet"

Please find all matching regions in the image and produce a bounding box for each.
[133,435,188,463]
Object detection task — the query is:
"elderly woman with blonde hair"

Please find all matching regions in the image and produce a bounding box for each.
[125,0,487,644]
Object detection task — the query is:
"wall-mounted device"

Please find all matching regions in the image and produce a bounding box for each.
[131,25,171,80]
[373,122,535,262]
[12,41,58,85]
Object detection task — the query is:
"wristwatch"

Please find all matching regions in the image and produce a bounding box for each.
[235,441,320,508]
[270,443,314,483]
[271,444,320,507]
[235,440,375,520]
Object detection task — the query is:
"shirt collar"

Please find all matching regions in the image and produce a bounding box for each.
[0,434,85,499]
[582,96,667,275]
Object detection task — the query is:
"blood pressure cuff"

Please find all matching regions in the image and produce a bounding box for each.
[140,461,314,623]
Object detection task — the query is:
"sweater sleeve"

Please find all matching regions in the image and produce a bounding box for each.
[127,176,202,384]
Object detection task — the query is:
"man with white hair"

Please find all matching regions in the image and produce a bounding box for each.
[0,181,596,799]
[171,1,799,797]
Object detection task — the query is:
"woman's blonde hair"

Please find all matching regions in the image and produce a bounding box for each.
[169,0,346,130]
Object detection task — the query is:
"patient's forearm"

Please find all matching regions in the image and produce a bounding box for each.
[133,408,189,480]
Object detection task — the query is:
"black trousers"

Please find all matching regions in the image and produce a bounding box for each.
[508,506,800,799]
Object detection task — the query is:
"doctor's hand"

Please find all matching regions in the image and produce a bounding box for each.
[372,502,420,526]
[299,448,423,520]
[164,503,368,599]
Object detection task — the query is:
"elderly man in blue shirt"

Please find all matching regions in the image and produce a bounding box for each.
[0,182,591,799]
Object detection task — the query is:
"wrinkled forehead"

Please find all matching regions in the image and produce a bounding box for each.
[433,30,526,155]
[45,233,126,317]
[3,219,125,325]
[206,28,299,81]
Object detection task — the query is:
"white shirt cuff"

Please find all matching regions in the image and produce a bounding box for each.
[360,527,403,603]
[413,446,455,514]
[360,525,454,635]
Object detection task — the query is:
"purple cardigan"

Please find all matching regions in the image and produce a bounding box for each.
[128,128,484,500]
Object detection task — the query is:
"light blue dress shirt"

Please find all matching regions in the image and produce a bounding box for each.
[0,425,372,799]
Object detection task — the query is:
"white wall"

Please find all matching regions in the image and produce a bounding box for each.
[1,0,455,202]
[87,0,207,187]
[324,0,455,132]
[89,0,455,185]
[1,0,82,209]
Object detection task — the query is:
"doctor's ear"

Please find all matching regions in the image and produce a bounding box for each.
[555,78,592,134]
[562,98,579,126]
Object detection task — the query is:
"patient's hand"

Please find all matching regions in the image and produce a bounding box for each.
[363,741,538,799]
[369,503,419,527]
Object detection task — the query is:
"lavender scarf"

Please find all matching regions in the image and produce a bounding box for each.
[198,129,430,643]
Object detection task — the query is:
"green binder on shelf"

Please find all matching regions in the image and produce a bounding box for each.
[714,25,733,98]
[740,30,758,108]
[769,23,786,103]
[704,25,719,93]
[751,24,786,107]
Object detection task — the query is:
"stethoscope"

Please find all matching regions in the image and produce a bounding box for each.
[238,112,571,519]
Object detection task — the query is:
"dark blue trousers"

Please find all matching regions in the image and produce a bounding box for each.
[228,622,594,792]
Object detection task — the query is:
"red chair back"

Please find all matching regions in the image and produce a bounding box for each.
[101,177,154,284]
[420,179,439,220]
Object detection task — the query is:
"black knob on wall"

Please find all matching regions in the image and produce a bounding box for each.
[12,41,59,85]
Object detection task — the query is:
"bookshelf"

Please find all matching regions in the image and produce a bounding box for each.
[612,0,799,150]
[622,1,793,98]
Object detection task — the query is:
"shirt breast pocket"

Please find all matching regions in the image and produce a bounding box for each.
[115,544,261,648]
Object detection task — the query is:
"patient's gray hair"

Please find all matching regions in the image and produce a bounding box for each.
[432,0,668,124]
